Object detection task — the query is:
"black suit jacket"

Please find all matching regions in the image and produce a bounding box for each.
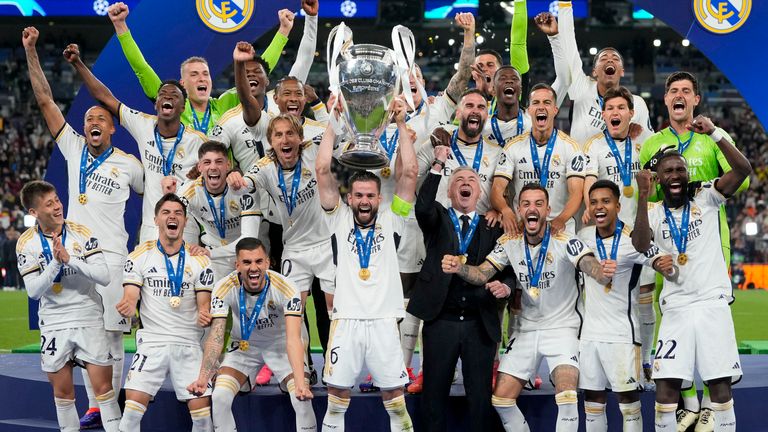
[407,172,514,343]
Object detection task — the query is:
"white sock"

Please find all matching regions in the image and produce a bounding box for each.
[584,401,606,432]
[383,395,413,432]
[211,374,239,431]
[54,397,79,432]
[287,378,318,431]
[654,402,677,431]
[400,310,420,369]
[555,391,579,432]
[701,390,712,410]
[119,400,146,432]
[81,367,98,409]
[711,399,736,432]
[190,406,212,432]
[95,390,122,432]
[638,291,656,366]
[322,394,349,432]
[682,389,701,413]
[619,401,642,432]
[492,395,529,432]
[108,331,125,393]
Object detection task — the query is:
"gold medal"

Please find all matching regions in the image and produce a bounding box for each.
[459,255,467,265]
[78,194,88,205]
[380,167,391,178]
[623,185,634,198]
[359,268,371,280]
[528,287,540,299]
[677,253,688,266]
[605,282,612,293]
[169,296,181,308]
[52,283,63,294]
[239,340,249,351]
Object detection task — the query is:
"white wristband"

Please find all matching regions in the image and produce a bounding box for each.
[709,129,724,143]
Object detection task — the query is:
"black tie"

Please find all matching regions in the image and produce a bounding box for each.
[460,215,471,237]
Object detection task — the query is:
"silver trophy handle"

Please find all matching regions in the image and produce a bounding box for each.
[391,25,430,129]
[327,23,353,135]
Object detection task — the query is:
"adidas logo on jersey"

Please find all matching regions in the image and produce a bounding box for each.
[605,152,615,159]
[147,267,158,274]
[570,356,578,362]
[518,157,528,164]
[400,371,408,379]
[733,362,741,370]
[118,318,127,325]
[241,129,251,135]
[625,377,637,385]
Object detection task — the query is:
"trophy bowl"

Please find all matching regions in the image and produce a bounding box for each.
[336,44,398,169]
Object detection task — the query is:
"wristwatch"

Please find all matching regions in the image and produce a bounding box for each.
[432,159,446,170]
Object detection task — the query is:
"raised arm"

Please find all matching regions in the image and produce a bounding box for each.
[261,9,295,73]
[65,44,121,116]
[393,99,418,202]
[632,169,654,253]
[108,2,162,100]
[188,317,226,396]
[509,0,529,76]
[415,145,450,232]
[444,13,475,102]
[23,27,65,136]
[690,115,752,197]
[233,42,264,127]
[534,10,571,107]
[288,0,318,82]
[316,121,340,210]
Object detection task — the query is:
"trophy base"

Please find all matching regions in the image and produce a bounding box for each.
[338,136,391,170]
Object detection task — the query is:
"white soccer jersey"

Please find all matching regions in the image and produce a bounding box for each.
[209,105,271,172]
[647,181,731,312]
[495,130,587,220]
[577,224,662,343]
[210,270,302,345]
[17,221,106,331]
[118,104,207,226]
[56,123,144,255]
[568,83,652,145]
[417,124,503,213]
[486,230,591,332]
[243,143,328,250]
[583,129,653,223]
[124,241,215,345]
[324,202,406,319]
[482,112,533,148]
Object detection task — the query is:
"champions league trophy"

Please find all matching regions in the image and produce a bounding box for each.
[327,23,426,169]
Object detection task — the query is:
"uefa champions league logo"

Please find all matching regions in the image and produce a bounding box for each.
[694,0,751,34]
[196,0,254,33]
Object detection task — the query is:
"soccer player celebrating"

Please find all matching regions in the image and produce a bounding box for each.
[633,114,751,432]
[17,181,121,432]
[116,194,215,431]
[315,98,417,431]
[187,237,315,431]
[492,84,587,235]
[443,182,613,432]
[66,43,207,242]
[483,66,532,148]
[577,180,675,432]
[23,26,144,429]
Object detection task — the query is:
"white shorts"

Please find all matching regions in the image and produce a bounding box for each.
[139,223,158,243]
[124,342,212,401]
[282,241,335,293]
[39,326,112,373]
[639,265,656,287]
[98,251,130,332]
[499,327,580,381]
[323,318,409,390]
[578,340,642,393]
[397,216,425,274]
[220,338,308,392]
[652,303,742,383]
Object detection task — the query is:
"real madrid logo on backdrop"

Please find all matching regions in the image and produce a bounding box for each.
[197,0,254,34]
[694,0,751,34]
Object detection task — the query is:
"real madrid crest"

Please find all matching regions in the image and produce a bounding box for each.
[196,0,254,34]
[229,200,240,213]
[184,266,193,278]
[176,147,185,159]
[110,167,120,178]
[302,168,312,179]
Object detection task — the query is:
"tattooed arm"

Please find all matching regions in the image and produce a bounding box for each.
[442,254,499,285]
[444,13,475,102]
[187,317,226,396]
[578,254,612,286]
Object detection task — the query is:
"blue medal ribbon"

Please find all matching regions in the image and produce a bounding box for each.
[203,184,228,239]
[277,159,302,216]
[524,224,551,289]
[597,94,604,110]
[38,224,67,283]
[354,219,377,271]
[663,202,690,255]
[79,146,114,196]
[154,124,185,176]
[190,102,212,134]
[156,240,186,298]
[379,129,399,160]
[448,209,479,256]
[450,130,483,172]
[238,274,270,342]
[595,220,623,261]
[490,110,524,145]
[529,128,558,187]
[668,127,694,154]
[603,131,633,187]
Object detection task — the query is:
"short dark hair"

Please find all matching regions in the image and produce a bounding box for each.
[159,79,188,101]
[20,180,56,211]
[493,65,521,83]
[349,170,381,193]
[460,88,485,101]
[154,193,187,216]
[530,82,557,102]
[275,75,304,92]
[589,179,620,200]
[592,47,624,69]
[665,71,699,95]
[236,237,268,255]
[602,86,634,110]
[655,150,687,172]
[518,183,549,202]
[198,140,229,159]
[248,53,271,75]
[476,49,503,66]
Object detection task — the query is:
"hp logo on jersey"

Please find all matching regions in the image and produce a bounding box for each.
[196,0,254,34]
[694,0,751,34]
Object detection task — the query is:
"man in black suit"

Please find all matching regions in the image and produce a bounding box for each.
[408,145,514,432]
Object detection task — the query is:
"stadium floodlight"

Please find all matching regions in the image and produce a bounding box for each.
[454,63,459,70]
[589,47,598,55]
[24,214,36,228]
[653,39,661,47]
[448,38,455,46]
[746,221,758,236]
[476,35,485,44]
[682,39,690,47]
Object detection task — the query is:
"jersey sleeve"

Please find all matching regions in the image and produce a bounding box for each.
[195,261,215,292]
[118,104,155,152]
[509,0,529,75]
[116,31,162,100]
[494,144,515,180]
[247,112,270,141]
[244,162,269,192]
[123,250,144,287]
[282,281,304,318]
[630,238,664,267]
[561,233,592,267]
[583,138,599,178]
[565,140,587,178]
[260,31,289,73]
[713,129,750,195]
[323,199,351,230]
[16,238,40,277]
[53,123,85,160]
[128,155,145,195]
[697,180,727,209]
[486,235,513,271]
[210,281,232,319]
[416,139,436,177]
[428,93,457,126]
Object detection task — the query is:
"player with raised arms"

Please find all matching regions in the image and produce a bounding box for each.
[17,181,120,432]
